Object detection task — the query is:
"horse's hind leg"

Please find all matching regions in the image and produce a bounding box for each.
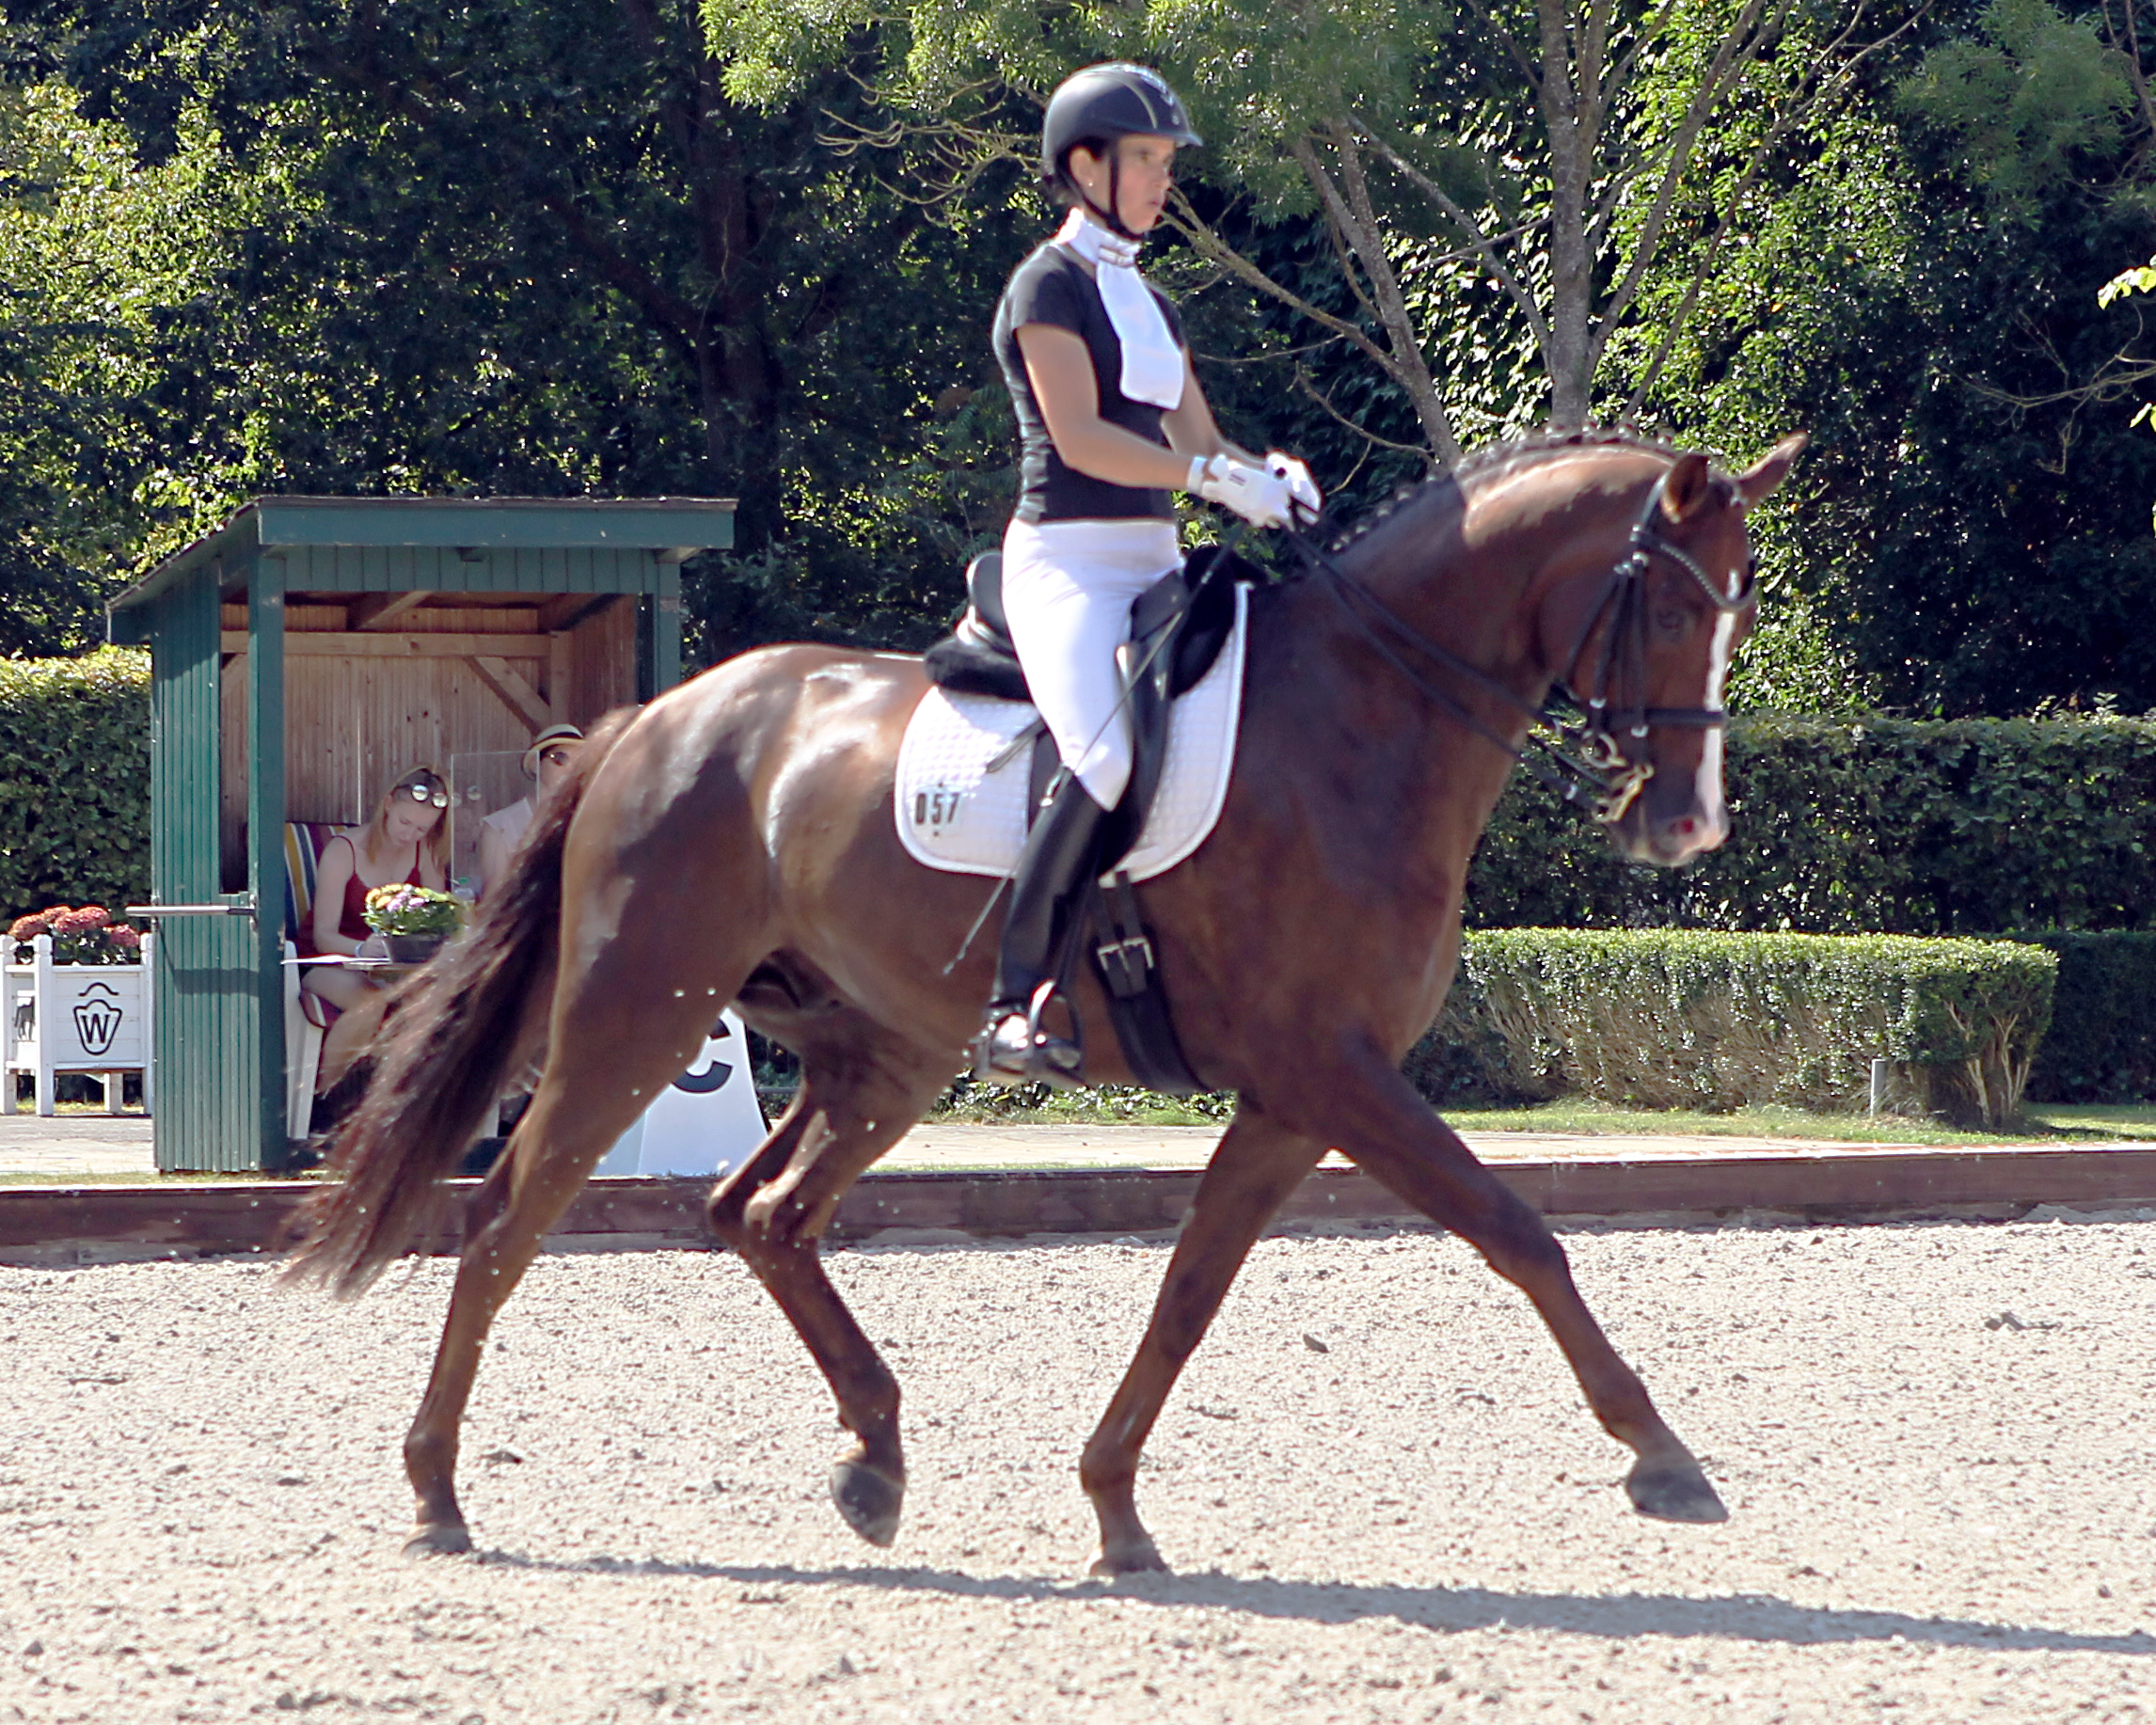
[1081,1104,1325,1575]
[399,1014,722,1556]
[401,926,753,1556]
[1311,1048,1725,1525]
[706,1025,952,1548]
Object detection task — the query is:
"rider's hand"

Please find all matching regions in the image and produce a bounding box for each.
[1266,451,1324,528]
[1188,453,1294,530]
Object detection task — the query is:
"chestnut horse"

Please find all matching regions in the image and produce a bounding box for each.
[291,428,1804,1573]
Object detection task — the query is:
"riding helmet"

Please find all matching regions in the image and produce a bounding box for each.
[1038,63,1202,197]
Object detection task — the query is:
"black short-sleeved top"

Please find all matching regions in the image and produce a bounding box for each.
[993,242,1186,524]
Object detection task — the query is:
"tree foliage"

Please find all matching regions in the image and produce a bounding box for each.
[1,0,1036,658]
[1,0,2153,720]
[719,0,1913,461]
[1630,0,2156,713]
[0,83,270,650]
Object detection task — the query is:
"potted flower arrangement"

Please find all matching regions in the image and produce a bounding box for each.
[7,905,144,965]
[362,884,463,964]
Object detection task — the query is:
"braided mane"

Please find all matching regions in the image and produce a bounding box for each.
[1324,424,1688,555]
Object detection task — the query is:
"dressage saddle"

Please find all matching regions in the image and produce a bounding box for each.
[921,544,1258,1093]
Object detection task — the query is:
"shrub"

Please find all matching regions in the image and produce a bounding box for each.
[2015,932,2156,1104]
[0,650,151,918]
[1467,715,2156,935]
[1404,930,2057,1130]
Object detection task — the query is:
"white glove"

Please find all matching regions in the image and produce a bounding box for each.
[1188,453,1293,530]
[1266,451,1324,528]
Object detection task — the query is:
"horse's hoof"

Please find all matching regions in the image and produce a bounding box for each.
[402,1522,473,1558]
[830,1459,904,1547]
[1087,1534,1168,1577]
[1626,1459,1728,1524]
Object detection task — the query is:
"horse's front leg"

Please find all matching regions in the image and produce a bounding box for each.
[707,1039,947,1547]
[403,1073,653,1555]
[1308,1044,1726,1525]
[1081,1105,1326,1575]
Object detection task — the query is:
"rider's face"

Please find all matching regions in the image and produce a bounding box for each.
[1070,135,1178,234]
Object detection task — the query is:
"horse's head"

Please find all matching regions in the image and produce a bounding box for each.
[1541,435,1806,867]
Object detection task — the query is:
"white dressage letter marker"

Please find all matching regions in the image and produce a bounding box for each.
[595,1008,768,1178]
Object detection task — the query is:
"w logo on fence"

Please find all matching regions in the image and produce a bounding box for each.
[71,982,125,1058]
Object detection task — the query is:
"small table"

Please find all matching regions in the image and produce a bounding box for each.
[282,952,425,979]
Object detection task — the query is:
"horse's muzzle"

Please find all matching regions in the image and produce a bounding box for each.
[1609,802,1729,868]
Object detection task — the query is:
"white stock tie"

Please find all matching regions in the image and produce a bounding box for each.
[1055,209,1185,411]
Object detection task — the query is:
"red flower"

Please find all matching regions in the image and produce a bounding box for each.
[7,913,51,942]
[53,907,109,936]
[106,925,142,950]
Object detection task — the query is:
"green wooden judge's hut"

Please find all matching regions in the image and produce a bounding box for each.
[106,497,737,1174]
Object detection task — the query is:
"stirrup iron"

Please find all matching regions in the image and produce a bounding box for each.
[974,980,1085,1089]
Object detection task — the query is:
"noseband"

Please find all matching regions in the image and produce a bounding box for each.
[1296,467,1758,825]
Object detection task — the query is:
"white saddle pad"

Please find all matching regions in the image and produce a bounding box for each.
[896,584,1247,882]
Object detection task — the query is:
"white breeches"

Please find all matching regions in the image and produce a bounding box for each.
[1000,516,1181,811]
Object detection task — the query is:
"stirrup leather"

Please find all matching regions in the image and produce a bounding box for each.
[974,980,1085,1088]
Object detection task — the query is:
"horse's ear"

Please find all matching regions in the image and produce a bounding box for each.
[1657,454,1715,525]
[1735,433,1808,507]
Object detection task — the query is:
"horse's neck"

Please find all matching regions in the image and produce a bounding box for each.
[1251,545,1538,810]
[1340,454,1653,705]
[1243,466,1636,876]
[1324,515,1551,720]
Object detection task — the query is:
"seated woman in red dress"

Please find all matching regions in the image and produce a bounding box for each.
[300,766,450,1092]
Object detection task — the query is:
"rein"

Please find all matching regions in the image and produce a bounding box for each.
[1290,467,1757,825]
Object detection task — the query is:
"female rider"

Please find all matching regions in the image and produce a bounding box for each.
[976,62,1322,1085]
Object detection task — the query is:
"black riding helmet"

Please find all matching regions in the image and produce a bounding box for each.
[1039,63,1201,238]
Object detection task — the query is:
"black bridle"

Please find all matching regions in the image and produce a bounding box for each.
[1290,467,1758,825]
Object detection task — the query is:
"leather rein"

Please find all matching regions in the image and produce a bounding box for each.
[1290,467,1758,825]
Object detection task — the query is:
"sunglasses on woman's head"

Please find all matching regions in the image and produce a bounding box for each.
[402,783,450,808]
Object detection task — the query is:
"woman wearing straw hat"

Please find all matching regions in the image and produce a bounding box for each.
[477,723,584,900]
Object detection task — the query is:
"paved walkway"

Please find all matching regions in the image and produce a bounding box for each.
[0,1112,2003,1181]
[0,1114,160,1178]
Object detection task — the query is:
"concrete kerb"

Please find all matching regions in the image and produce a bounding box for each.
[4,1136,2156,1267]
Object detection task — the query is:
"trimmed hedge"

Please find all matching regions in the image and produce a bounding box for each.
[2018,932,2156,1103]
[1403,930,2057,1129]
[1,666,2147,1107]
[1468,716,2156,935]
[4,687,2148,941]
[0,650,151,921]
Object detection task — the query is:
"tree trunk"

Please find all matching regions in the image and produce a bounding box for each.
[1536,0,1596,428]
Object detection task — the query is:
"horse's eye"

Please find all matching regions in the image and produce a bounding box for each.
[1654,606,1688,637]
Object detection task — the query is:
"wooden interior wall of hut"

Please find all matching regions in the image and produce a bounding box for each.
[218,593,639,894]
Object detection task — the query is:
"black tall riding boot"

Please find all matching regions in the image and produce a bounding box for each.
[975,773,1113,1086]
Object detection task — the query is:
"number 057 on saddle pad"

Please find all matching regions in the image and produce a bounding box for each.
[895,584,1249,882]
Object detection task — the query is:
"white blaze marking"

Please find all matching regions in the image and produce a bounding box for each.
[1693,603,1738,832]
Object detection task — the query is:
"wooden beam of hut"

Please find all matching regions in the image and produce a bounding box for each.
[472,657,555,731]
[345,591,432,631]
[219,632,547,658]
[537,593,617,631]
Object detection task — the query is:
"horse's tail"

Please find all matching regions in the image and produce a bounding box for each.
[284,708,636,1298]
